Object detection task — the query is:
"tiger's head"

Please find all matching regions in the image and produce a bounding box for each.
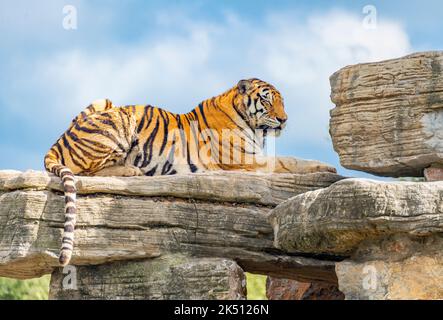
[236,78,287,136]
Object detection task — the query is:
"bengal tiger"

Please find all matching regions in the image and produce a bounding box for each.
[44,78,336,266]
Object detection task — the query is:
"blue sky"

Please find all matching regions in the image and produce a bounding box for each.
[1,0,442,178]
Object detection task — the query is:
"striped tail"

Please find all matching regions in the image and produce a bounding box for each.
[44,150,77,266]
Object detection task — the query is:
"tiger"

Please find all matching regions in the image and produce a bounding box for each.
[44,78,336,266]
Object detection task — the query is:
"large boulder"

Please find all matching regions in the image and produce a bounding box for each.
[0,170,342,284]
[269,178,443,255]
[335,235,443,300]
[49,255,247,300]
[269,178,443,299]
[330,51,443,177]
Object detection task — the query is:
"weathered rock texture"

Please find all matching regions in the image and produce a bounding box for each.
[330,51,443,177]
[270,178,443,255]
[49,255,246,300]
[424,166,443,181]
[0,170,343,283]
[336,235,443,300]
[269,178,443,299]
[266,277,344,300]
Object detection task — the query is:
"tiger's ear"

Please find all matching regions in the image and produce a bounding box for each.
[237,79,253,95]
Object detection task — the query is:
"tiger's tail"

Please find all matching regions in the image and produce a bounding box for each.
[44,148,77,266]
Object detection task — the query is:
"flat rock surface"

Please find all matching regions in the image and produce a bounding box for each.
[0,170,342,283]
[330,51,443,177]
[0,169,343,207]
[269,178,443,255]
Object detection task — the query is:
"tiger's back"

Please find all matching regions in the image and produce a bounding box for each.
[46,103,206,177]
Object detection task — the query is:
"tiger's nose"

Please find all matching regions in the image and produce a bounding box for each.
[277,117,287,124]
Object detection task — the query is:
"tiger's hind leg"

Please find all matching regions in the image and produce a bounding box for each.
[68,99,115,130]
[79,99,115,119]
[93,165,143,177]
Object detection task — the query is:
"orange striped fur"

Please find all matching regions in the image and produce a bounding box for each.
[45,78,292,266]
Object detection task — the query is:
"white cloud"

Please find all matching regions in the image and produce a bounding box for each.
[256,10,411,146]
[16,9,412,159]
[35,26,223,119]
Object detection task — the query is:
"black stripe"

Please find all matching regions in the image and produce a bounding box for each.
[60,170,74,179]
[64,216,75,223]
[64,185,76,193]
[176,115,187,158]
[189,109,207,168]
[191,110,200,126]
[74,122,126,153]
[62,175,74,182]
[127,138,139,164]
[85,119,101,129]
[65,196,75,204]
[100,112,113,119]
[134,105,154,168]
[64,225,74,232]
[74,142,99,160]
[217,106,254,142]
[66,131,101,160]
[176,114,183,130]
[161,160,173,175]
[136,105,149,133]
[252,97,259,110]
[81,138,111,154]
[162,136,176,175]
[62,239,73,245]
[141,115,160,168]
[197,102,217,149]
[233,104,249,125]
[52,164,63,175]
[77,138,109,156]
[158,109,170,155]
[98,118,119,132]
[247,95,251,107]
[198,103,210,129]
[62,134,86,168]
[61,134,81,161]
[186,136,198,173]
[66,206,76,214]
[134,154,142,167]
[118,110,129,141]
[55,143,66,166]
[66,130,79,142]
[145,165,158,176]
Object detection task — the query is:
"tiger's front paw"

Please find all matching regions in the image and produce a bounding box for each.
[124,166,144,177]
[93,165,144,177]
